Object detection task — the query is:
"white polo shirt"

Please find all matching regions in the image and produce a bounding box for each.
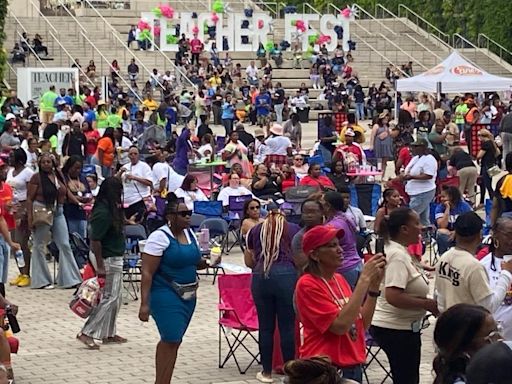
[404,154,437,196]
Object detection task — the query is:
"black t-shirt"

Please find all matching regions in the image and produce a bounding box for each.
[64,132,86,157]
[237,130,255,147]
[197,124,213,142]
[414,121,432,136]
[481,140,497,168]
[274,88,285,104]
[240,85,250,98]
[449,150,475,170]
[252,176,280,197]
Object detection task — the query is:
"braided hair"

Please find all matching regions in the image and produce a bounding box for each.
[260,210,288,276]
[433,304,490,384]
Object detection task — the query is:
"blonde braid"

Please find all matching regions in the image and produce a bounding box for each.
[260,211,286,276]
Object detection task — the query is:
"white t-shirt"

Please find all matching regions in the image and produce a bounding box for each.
[481,253,512,340]
[24,150,38,171]
[246,65,258,79]
[198,144,213,157]
[264,136,291,156]
[404,154,437,195]
[6,166,34,201]
[144,225,198,256]
[174,187,208,211]
[121,161,153,206]
[117,136,133,166]
[152,162,184,193]
[217,186,254,207]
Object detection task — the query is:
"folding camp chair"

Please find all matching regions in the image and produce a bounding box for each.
[281,185,318,224]
[363,332,393,384]
[198,218,227,283]
[226,195,253,252]
[123,224,147,300]
[349,183,382,216]
[194,200,223,218]
[218,274,260,374]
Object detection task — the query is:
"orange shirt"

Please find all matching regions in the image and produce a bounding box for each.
[96,137,115,167]
[465,107,479,124]
[0,183,14,230]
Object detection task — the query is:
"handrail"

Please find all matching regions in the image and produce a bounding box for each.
[452,33,478,50]
[404,33,442,61]
[351,31,408,78]
[80,31,143,104]
[56,0,88,34]
[82,0,195,89]
[352,3,396,36]
[48,31,95,87]
[13,29,48,69]
[3,79,12,91]
[351,15,428,70]
[398,4,451,47]
[5,62,17,79]
[327,3,342,15]
[477,33,512,64]
[302,3,321,16]
[375,3,397,18]
[29,0,58,35]
[252,1,278,17]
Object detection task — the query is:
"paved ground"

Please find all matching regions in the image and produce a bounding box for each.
[9,121,442,384]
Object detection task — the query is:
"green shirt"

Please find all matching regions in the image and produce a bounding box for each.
[40,90,58,112]
[428,131,448,156]
[49,135,58,150]
[0,115,6,134]
[107,114,122,128]
[97,111,109,129]
[90,202,125,258]
[455,104,468,125]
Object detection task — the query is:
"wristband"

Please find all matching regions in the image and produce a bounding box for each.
[368,290,381,298]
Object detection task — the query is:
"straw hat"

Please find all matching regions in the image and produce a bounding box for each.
[270,124,284,136]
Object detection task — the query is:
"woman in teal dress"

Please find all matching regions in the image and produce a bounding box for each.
[139,193,209,384]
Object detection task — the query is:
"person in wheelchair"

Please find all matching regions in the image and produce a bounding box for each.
[435,185,472,255]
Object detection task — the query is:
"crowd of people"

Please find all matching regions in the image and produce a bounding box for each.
[3,22,512,384]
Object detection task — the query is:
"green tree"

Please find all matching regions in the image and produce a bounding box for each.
[0,0,7,83]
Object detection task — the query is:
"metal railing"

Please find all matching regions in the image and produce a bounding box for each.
[327,3,342,15]
[397,4,451,47]
[452,33,489,69]
[82,0,195,89]
[478,33,512,65]
[303,3,321,16]
[28,0,96,87]
[8,11,48,69]
[51,0,209,13]
[352,3,396,37]
[80,31,143,104]
[251,1,278,17]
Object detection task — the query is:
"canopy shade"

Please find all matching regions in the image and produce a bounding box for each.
[396,51,512,93]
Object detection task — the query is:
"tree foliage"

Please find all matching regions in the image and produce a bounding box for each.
[0,0,7,83]
[282,0,512,58]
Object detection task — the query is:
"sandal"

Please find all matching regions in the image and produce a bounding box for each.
[76,333,100,350]
[102,335,128,344]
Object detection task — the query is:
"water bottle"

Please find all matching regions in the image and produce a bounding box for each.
[14,250,25,268]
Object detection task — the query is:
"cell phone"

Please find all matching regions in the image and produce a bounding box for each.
[375,236,385,256]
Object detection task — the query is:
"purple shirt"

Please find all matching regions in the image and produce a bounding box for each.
[247,222,300,273]
[172,128,190,173]
[327,213,360,272]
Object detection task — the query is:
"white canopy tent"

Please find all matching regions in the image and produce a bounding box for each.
[396,51,512,93]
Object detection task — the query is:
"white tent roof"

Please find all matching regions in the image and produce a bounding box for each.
[396,51,512,93]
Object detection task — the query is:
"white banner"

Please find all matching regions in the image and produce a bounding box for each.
[17,67,79,105]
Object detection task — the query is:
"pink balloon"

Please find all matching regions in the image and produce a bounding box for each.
[154,25,161,36]
[257,19,264,29]
[138,19,151,31]
[295,20,306,32]
[159,4,174,19]
[318,34,331,44]
[192,25,199,34]
[341,7,351,18]
[211,12,219,23]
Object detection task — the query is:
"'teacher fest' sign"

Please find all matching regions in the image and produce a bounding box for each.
[140,12,353,52]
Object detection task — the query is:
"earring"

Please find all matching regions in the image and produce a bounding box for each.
[493,239,500,250]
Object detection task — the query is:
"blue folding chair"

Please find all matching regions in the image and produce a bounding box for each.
[226,195,253,252]
[199,218,227,284]
[349,183,382,216]
[123,224,147,300]
[308,152,330,174]
[194,200,223,217]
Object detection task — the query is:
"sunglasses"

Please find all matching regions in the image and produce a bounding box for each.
[173,210,193,217]
[249,206,261,210]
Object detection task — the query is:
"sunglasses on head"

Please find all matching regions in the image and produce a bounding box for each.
[173,210,193,217]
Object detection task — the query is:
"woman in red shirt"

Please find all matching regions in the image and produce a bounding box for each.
[82,121,100,165]
[295,225,385,382]
[300,164,336,191]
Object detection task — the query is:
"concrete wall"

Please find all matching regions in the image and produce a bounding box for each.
[8,0,39,17]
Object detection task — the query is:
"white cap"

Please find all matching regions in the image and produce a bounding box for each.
[5,113,15,121]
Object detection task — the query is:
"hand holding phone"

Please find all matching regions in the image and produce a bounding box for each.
[375,236,386,256]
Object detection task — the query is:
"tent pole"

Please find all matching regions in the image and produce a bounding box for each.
[436,82,442,101]
[394,90,398,121]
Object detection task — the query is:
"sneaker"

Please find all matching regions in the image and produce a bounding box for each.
[9,275,22,286]
[256,372,273,383]
[17,275,30,288]
[42,284,54,290]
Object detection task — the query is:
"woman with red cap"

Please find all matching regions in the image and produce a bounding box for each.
[295,224,386,383]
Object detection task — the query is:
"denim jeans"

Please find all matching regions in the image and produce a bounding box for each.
[251,264,297,374]
[341,260,362,291]
[67,219,87,239]
[274,103,284,124]
[340,365,363,383]
[408,188,436,227]
[355,102,365,121]
[31,204,82,289]
[436,232,455,255]
[222,118,234,136]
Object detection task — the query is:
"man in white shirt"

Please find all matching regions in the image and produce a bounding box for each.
[149,150,184,194]
[263,124,292,157]
[401,138,437,227]
[118,146,153,221]
[245,61,259,86]
[435,212,512,313]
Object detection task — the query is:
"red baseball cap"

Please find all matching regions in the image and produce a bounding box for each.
[302,225,344,256]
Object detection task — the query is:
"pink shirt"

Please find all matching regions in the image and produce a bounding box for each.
[190,38,203,54]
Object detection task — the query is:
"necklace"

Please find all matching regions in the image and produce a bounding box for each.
[319,275,358,341]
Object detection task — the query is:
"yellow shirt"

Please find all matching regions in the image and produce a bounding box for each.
[143,98,158,111]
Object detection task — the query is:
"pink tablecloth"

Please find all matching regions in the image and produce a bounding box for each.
[346,171,383,177]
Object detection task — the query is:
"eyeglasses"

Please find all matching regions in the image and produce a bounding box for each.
[173,210,193,217]
[249,206,261,210]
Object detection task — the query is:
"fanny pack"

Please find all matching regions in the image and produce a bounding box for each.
[158,271,199,301]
